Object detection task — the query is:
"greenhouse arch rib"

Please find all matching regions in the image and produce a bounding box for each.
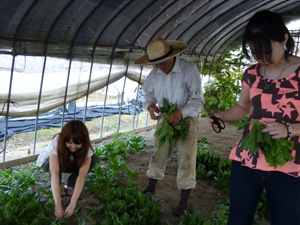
[165,0,227,47]
[1,0,300,164]
[207,0,300,55]
[185,0,253,54]
[143,0,200,47]
[2,0,39,161]
[107,0,158,133]
[32,0,76,155]
[60,1,106,127]
[90,1,134,137]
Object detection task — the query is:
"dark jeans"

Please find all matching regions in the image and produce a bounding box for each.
[228,160,300,225]
[42,154,97,188]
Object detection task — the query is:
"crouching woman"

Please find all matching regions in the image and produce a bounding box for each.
[37,120,97,219]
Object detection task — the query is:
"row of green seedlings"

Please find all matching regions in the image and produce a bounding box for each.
[177,138,269,225]
[0,132,157,225]
[85,132,163,225]
[0,165,66,225]
[80,134,270,225]
[0,133,269,225]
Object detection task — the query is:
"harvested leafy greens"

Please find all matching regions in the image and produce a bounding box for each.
[155,98,190,148]
[232,120,294,168]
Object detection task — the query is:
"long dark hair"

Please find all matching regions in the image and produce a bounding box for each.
[242,10,294,63]
[56,120,93,168]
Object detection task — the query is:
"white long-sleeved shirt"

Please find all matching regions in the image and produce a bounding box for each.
[36,135,93,167]
[143,57,204,118]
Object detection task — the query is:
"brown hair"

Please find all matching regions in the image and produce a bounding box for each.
[56,120,93,168]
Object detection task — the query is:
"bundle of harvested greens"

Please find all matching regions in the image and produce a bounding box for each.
[155,98,190,148]
[233,120,294,168]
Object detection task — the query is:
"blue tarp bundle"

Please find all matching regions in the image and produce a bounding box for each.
[0,102,144,141]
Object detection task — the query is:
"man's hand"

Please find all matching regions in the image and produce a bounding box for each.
[148,104,161,120]
[167,110,182,125]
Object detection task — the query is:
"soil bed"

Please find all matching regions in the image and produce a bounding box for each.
[4,118,244,224]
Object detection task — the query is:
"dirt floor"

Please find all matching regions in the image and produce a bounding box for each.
[128,118,242,225]
[5,117,243,224]
[57,117,242,225]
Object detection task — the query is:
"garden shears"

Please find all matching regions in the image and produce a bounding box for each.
[202,104,225,133]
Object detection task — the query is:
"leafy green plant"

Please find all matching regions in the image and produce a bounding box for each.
[126,135,147,154]
[88,182,162,225]
[86,160,126,194]
[155,98,190,148]
[201,47,245,114]
[94,132,147,159]
[86,132,162,223]
[86,132,140,194]
[179,210,204,225]
[95,133,130,160]
[0,165,65,224]
[202,199,229,225]
[179,196,268,225]
[255,190,269,223]
[236,120,294,168]
[196,138,231,188]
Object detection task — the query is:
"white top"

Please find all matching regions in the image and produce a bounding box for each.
[143,57,204,118]
[36,135,94,167]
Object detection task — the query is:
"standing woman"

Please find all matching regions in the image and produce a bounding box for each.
[37,120,97,219]
[209,10,300,224]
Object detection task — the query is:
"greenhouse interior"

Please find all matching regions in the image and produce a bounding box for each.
[1,0,300,224]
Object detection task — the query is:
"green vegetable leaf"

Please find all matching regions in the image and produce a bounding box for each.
[162,98,170,113]
[241,131,258,155]
[156,99,190,148]
[240,120,294,168]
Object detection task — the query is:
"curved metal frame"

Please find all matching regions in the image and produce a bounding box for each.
[209,1,297,55]
[3,0,38,161]
[1,0,300,162]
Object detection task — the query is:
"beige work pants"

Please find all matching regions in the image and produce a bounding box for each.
[147,117,199,190]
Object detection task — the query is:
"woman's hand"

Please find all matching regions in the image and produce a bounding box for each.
[208,112,224,132]
[261,122,287,139]
[148,104,161,120]
[65,203,76,218]
[55,204,65,219]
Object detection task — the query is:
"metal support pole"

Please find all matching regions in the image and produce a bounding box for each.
[100,48,115,137]
[83,50,95,123]
[117,60,129,131]
[61,54,73,128]
[33,53,47,154]
[132,65,143,129]
[2,54,16,162]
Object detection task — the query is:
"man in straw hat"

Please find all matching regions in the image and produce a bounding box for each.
[134,38,203,216]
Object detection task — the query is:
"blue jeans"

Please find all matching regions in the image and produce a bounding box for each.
[228,160,300,225]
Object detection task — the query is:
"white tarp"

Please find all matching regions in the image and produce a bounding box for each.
[0,55,150,117]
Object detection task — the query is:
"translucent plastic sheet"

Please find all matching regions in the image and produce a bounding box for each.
[0,55,150,117]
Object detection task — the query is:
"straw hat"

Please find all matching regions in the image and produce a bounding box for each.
[134,38,188,65]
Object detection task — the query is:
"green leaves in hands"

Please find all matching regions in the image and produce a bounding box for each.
[240,120,294,168]
[155,98,190,148]
[160,98,170,113]
[230,119,250,130]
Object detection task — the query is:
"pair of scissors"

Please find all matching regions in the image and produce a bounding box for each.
[202,104,225,133]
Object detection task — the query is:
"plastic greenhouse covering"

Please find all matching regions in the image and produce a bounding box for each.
[0,55,150,116]
[0,0,300,162]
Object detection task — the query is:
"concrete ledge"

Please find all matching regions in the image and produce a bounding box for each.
[0,154,39,169]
